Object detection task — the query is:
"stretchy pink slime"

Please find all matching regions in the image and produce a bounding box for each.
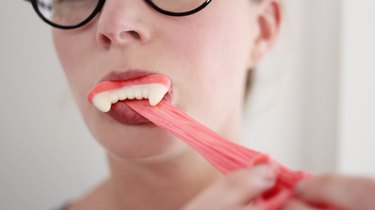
[88,75,339,210]
[87,74,171,103]
[126,100,340,210]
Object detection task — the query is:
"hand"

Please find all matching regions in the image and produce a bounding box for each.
[283,174,375,210]
[182,164,278,210]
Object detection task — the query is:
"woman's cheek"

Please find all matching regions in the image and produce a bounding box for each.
[53,30,94,95]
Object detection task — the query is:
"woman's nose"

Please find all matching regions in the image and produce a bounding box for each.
[96,0,151,49]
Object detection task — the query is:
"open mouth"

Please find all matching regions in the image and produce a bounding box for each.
[87,73,172,124]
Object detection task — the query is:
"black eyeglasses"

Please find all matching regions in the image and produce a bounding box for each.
[25,0,212,30]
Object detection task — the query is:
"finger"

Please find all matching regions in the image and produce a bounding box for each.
[281,199,320,210]
[295,174,375,210]
[183,164,278,210]
[231,205,262,210]
[229,202,263,210]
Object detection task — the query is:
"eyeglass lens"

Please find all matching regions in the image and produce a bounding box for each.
[36,0,99,27]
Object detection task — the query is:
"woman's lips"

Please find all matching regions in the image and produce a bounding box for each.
[89,71,172,125]
[101,70,153,82]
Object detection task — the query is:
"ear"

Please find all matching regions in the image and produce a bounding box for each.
[250,0,282,67]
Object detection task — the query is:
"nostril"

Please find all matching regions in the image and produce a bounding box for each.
[97,30,142,48]
[98,34,111,48]
[120,30,141,40]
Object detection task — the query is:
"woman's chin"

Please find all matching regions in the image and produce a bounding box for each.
[100,133,190,163]
[87,112,192,162]
[131,142,192,164]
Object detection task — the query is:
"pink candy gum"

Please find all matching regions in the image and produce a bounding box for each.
[126,99,341,210]
[87,74,171,102]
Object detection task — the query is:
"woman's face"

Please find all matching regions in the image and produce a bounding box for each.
[53,0,265,160]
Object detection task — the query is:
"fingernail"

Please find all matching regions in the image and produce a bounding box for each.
[255,164,277,179]
[253,164,278,181]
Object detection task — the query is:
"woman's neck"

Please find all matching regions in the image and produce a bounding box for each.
[105,149,221,210]
[68,149,220,210]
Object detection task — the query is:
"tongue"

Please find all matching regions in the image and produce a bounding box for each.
[108,100,150,124]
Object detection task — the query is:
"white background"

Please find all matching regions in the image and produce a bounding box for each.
[1,0,374,209]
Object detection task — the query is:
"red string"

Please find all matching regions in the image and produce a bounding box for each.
[127,100,339,210]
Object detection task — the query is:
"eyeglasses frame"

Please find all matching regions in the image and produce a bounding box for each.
[25,0,212,30]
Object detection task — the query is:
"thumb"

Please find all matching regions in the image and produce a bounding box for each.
[295,174,375,210]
